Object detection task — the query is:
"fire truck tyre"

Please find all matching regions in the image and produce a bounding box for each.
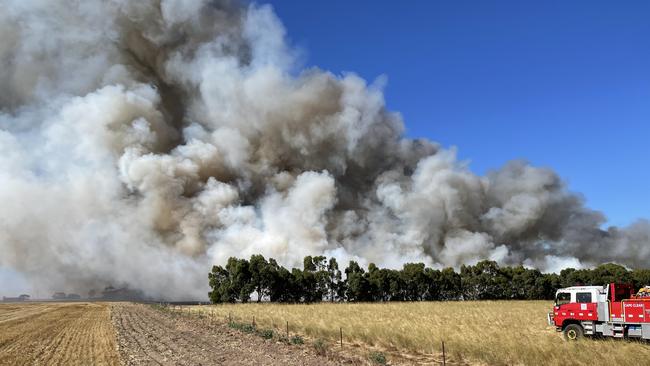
[563,324,584,341]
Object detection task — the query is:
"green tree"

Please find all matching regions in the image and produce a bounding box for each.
[439,267,461,300]
[521,268,545,300]
[327,257,342,302]
[591,263,630,285]
[209,253,606,303]
[291,267,312,302]
[367,264,388,301]
[313,255,330,301]
[387,269,405,301]
[401,263,428,301]
[265,258,287,302]
[501,266,545,300]
[303,256,316,271]
[424,268,442,301]
[300,255,328,302]
[208,265,235,303]
[249,254,270,302]
[345,261,371,301]
[536,273,561,300]
[461,260,505,300]
[226,257,254,302]
[560,267,597,287]
[631,269,650,291]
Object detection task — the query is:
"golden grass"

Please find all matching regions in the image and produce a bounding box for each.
[0,302,119,366]
[192,301,650,365]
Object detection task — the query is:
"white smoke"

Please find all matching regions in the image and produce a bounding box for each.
[0,0,647,299]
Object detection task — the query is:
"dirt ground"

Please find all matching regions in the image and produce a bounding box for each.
[111,303,362,366]
[0,302,119,365]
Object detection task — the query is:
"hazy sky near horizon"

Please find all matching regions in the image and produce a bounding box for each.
[267,0,650,228]
[0,268,31,297]
[2,1,649,296]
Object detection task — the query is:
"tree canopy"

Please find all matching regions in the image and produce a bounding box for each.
[208,255,649,304]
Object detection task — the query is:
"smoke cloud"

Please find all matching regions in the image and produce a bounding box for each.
[0,0,647,299]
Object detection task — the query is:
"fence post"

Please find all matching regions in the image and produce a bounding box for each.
[253,316,256,327]
[442,341,446,366]
[340,327,343,347]
[286,321,289,338]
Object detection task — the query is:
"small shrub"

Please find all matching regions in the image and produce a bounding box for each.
[258,329,274,339]
[242,324,256,333]
[229,321,256,333]
[291,335,304,345]
[228,321,243,330]
[313,338,328,356]
[368,351,387,365]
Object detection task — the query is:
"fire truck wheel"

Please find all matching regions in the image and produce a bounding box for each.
[563,324,584,341]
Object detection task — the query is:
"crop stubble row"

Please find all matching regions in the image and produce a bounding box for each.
[1,302,356,366]
[0,302,119,365]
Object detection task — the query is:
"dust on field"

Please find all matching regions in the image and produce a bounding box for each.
[0,302,119,366]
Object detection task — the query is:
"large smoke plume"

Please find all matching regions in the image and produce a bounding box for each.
[1,0,648,299]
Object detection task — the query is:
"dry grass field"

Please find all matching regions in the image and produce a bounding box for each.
[194,301,650,365]
[0,302,119,366]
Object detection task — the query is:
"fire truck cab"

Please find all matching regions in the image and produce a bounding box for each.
[549,283,650,340]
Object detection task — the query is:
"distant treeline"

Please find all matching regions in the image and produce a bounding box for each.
[208,255,650,303]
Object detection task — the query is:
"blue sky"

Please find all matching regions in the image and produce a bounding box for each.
[266,0,650,227]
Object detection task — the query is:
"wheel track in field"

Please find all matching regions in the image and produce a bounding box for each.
[111,303,362,366]
[114,303,165,365]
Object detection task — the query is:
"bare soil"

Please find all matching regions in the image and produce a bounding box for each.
[0,302,119,365]
[111,303,363,366]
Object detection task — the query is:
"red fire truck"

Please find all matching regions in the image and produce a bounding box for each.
[548,283,650,340]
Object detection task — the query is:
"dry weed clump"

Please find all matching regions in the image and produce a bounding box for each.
[195,301,650,365]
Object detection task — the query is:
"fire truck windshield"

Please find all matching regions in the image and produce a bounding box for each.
[555,292,571,306]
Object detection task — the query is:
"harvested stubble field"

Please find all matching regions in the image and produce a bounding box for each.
[111,302,359,365]
[194,300,650,366]
[0,302,119,365]
[0,302,359,366]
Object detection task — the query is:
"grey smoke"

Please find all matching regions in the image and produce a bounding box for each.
[0,0,647,299]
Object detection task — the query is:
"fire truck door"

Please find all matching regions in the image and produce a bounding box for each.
[597,301,609,322]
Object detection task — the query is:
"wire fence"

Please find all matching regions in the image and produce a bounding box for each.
[152,302,449,365]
